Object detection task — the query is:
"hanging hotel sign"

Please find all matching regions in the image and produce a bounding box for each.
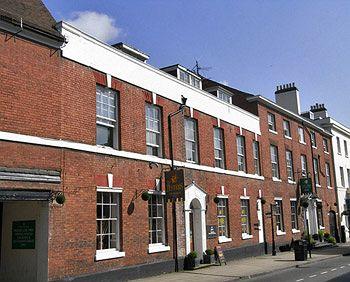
[165,169,185,201]
[300,178,312,194]
[12,220,35,249]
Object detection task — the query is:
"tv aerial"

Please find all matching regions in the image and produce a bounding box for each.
[192,60,212,76]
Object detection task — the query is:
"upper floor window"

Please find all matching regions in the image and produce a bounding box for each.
[96,85,118,148]
[253,141,261,175]
[283,120,291,138]
[217,198,229,238]
[236,135,246,172]
[313,158,320,185]
[337,137,341,154]
[185,118,199,163]
[217,89,232,104]
[298,127,305,143]
[240,199,251,235]
[286,150,294,181]
[96,190,121,258]
[145,104,162,157]
[347,169,350,188]
[325,163,331,187]
[310,131,317,147]
[270,145,280,179]
[268,113,276,132]
[214,127,225,169]
[275,200,285,232]
[301,155,308,177]
[323,138,329,152]
[290,201,298,230]
[344,140,349,157]
[340,167,345,187]
[148,194,166,245]
[179,69,201,89]
[316,203,324,228]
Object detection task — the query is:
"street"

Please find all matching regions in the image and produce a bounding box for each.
[247,255,350,282]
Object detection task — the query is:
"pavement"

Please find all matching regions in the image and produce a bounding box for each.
[131,244,350,282]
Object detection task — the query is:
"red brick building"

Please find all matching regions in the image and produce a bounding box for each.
[0,1,338,281]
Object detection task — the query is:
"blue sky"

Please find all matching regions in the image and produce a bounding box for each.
[44,0,350,125]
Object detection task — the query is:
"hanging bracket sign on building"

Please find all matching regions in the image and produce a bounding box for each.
[165,169,185,201]
[300,178,312,194]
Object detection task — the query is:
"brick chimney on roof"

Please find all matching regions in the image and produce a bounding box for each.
[275,82,301,115]
[310,103,328,119]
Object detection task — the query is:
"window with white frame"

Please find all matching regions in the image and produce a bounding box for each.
[323,138,329,152]
[286,150,294,181]
[313,158,320,185]
[347,169,350,188]
[217,89,232,104]
[340,167,345,187]
[96,191,121,253]
[270,145,280,179]
[96,85,118,148]
[298,127,305,143]
[179,70,190,84]
[316,204,324,227]
[217,198,229,237]
[185,118,198,163]
[310,131,317,147]
[179,69,201,89]
[145,104,162,157]
[283,120,291,137]
[268,113,276,132]
[240,199,251,235]
[214,127,225,169]
[275,200,284,232]
[290,201,298,230]
[301,155,308,177]
[337,137,341,154]
[236,135,246,172]
[253,141,261,175]
[344,140,349,157]
[325,162,331,187]
[148,194,166,245]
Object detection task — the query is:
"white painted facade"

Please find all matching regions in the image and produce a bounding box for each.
[56,22,261,136]
[314,117,350,241]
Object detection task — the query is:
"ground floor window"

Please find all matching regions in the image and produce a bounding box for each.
[275,200,285,232]
[217,198,229,237]
[316,203,324,227]
[240,199,251,235]
[96,191,121,251]
[290,200,298,230]
[148,194,166,245]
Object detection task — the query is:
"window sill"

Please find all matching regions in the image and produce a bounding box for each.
[327,186,333,189]
[276,230,286,236]
[242,233,253,240]
[95,249,125,261]
[319,225,325,230]
[269,129,278,135]
[312,146,317,150]
[299,141,306,145]
[284,135,292,140]
[324,151,329,155]
[292,229,300,234]
[186,160,198,164]
[288,179,296,184]
[316,184,321,188]
[218,236,232,243]
[148,244,170,254]
[272,177,282,182]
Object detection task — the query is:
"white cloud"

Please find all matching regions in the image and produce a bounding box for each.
[67,11,121,43]
[220,80,229,86]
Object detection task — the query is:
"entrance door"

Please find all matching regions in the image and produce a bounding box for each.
[189,210,195,252]
[257,199,264,243]
[329,210,337,238]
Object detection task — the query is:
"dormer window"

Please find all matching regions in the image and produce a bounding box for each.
[218,89,232,104]
[179,69,201,88]
[161,65,202,89]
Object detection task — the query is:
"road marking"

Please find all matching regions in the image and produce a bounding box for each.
[340,266,345,269]
[309,275,317,278]
[330,268,337,272]
[321,271,328,274]
[296,279,304,281]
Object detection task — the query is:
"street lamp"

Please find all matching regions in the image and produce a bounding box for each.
[168,95,187,272]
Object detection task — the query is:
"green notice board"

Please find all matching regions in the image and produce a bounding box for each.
[12,220,35,249]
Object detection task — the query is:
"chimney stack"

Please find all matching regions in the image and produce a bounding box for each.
[309,103,328,119]
[275,82,301,115]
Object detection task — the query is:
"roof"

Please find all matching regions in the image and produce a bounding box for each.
[0,0,63,40]
[202,78,255,97]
